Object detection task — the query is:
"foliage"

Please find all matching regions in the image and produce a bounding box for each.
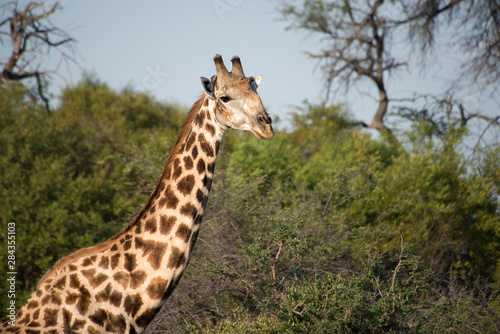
[148,101,500,333]
[201,247,498,333]
[0,79,499,332]
[0,80,185,311]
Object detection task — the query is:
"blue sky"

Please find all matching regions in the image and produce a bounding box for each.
[47,0,327,127]
[3,0,496,134]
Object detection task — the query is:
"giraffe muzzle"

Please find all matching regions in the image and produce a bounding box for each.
[253,112,274,139]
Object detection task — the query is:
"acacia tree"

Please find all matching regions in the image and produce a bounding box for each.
[0,0,75,111]
[281,0,407,132]
[279,0,500,137]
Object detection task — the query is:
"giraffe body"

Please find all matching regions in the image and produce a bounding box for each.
[1,55,273,333]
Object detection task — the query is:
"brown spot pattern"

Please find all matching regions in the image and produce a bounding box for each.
[124,253,137,272]
[194,214,203,226]
[124,293,143,317]
[113,271,129,289]
[197,159,206,174]
[69,274,80,289]
[81,269,108,288]
[130,270,147,289]
[98,256,109,269]
[183,155,194,170]
[175,224,191,243]
[61,308,72,330]
[71,319,86,332]
[107,313,127,333]
[180,203,198,218]
[33,309,40,321]
[203,175,212,189]
[65,292,78,305]
[27,300,39,309]
[177,174,195,195]
[172,158,182,180]
[109,290,123,307]
[196,189,204,203]
[95,283,112,303]
[87,326,101,334]
[123,239,132,251]
[215,140,221,154]
[159,185,179,209]
[135,307,161,329]
[205,123,216,136]
[207,161,216,174]
[89,309,107,327]
[192,145,198,159]
[167,246,186,269]
[160,215,176,235]
[135,237,168,270]
[18,312,30,325]
[43,308,58,327]
[41,293,61,306]
[186,131,196,150]
[82,258,93,267]
[144,217,157,233]
[178,143,185,154]
[146,276,169,300]
[76,290,91,315]
[189,229,200,253]
[198,133,214,157]
[110,253,120,270]
[194,113,204,127]
[27,321,41,328]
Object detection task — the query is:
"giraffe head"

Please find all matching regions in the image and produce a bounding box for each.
[201,54,273,139]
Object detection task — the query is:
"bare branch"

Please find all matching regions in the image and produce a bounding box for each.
[280,0,499,144]
[279,0,408,133]
[0,0,76,111]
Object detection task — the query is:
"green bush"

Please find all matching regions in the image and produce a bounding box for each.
[1,81,498,332]
[201,248,498,333]
[0,80,186,312]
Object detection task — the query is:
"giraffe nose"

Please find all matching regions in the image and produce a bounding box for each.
[257,113,271,126]
[254,112,273,139]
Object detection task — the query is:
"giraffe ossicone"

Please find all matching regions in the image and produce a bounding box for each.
[1,54,272,334]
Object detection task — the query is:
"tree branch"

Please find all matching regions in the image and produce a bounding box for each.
[0,0,76,112]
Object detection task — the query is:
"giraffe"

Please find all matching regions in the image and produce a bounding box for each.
[1,54,273,334]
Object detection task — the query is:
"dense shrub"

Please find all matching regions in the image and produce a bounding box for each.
[147,103,500,333]
[0,80,185,311]
[1,80,498,332]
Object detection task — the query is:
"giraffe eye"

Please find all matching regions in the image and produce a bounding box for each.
[220,96,230,103]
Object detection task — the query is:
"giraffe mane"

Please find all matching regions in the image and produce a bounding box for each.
[36,94,207,288]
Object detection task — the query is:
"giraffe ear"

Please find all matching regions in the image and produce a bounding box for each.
[201,76,215,98]
[251,75,262,87]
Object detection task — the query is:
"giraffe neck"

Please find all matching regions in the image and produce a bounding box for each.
[130,94,224,261]
[116,94,226,329]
